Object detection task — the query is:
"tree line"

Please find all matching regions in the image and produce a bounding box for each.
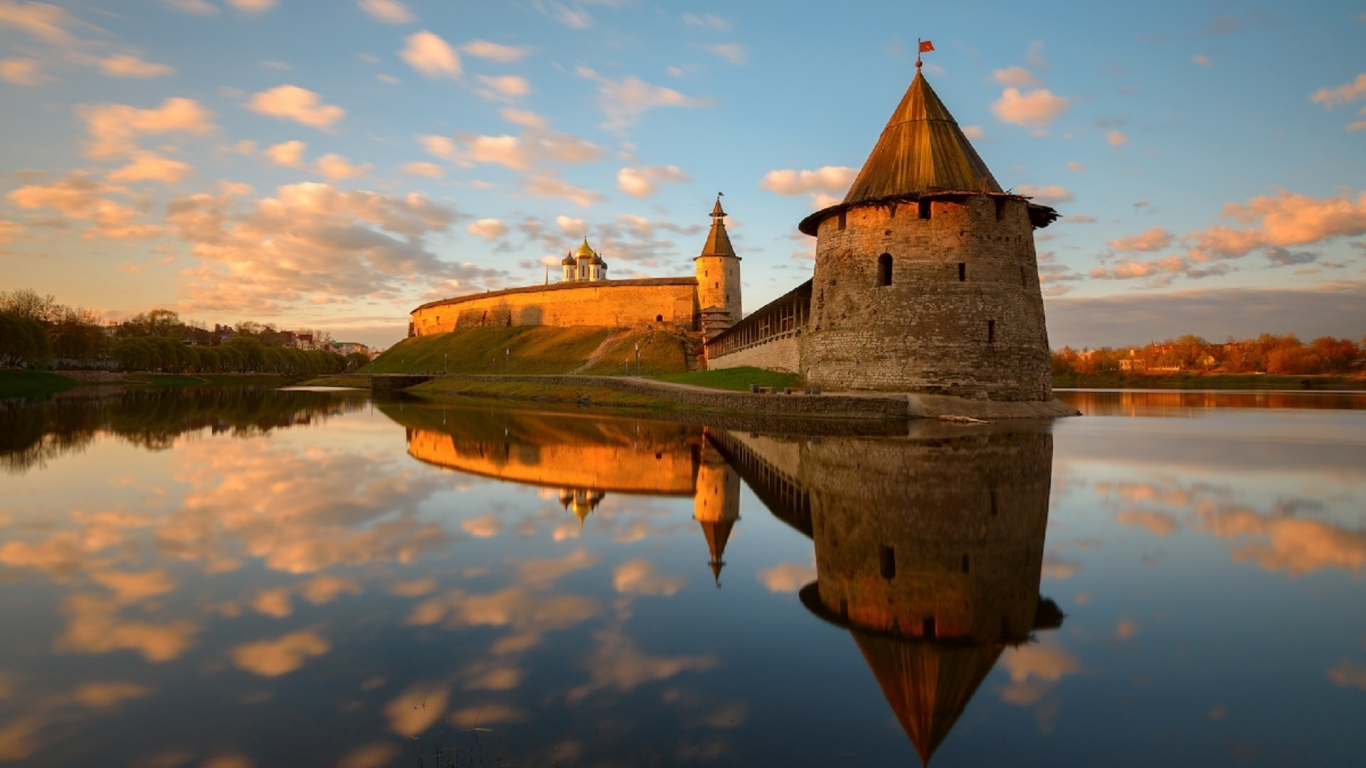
[0,289,371,374]
[1052,334,1366,376]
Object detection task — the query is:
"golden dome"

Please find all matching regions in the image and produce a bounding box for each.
[575,236,596,259]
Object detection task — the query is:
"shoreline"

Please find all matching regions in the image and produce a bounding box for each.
[371,373,1082,421]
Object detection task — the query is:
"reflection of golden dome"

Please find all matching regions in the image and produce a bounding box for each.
[566,488,605,526]
[575,236,595,259]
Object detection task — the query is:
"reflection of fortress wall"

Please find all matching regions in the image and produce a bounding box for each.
[406,427,699,496]
[805,432,1052,643]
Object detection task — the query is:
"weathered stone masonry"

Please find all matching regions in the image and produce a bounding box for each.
[410,278,700,336]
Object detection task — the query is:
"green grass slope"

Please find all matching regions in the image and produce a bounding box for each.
[372,326,692,376]
[0,369,83,399]
[651,367,803,392]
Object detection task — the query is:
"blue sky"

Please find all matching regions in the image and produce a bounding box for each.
[1,0,1363,348]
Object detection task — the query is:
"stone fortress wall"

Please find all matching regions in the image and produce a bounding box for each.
[410,278,699,337]
[706,334,802,374]
[802,195,1051,400]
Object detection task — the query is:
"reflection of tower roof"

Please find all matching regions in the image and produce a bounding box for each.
[575,236,596,259]
[695,197,737,260]
[698,518,734,586]
[843,72,1003,206]
[851,630,1004,767]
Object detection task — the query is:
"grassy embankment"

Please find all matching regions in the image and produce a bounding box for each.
[0,370,84,399]
[1052,371,1366,390]
[651,368,803,392]
[367,326,692,376]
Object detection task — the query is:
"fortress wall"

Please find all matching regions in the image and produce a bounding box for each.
[707,334,802,373]
[411,279,699,337]
[803,196,1051,400]
[407,428,698,495]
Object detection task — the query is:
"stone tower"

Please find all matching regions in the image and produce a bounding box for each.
[694,198,742,328]
[798,71,1058,400]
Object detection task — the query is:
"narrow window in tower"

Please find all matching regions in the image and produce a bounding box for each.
[923,617,937,638]
[995,197,1007,221]
[962,554,971,574]
[988,319,996,343]
[837,211,846,230]
[1020,265,1027,286]
[877,253,892,286]
[958,262,966,281]
[714,282,718,289]
[918,199,931,220]
[879,546,896,579]
[656,314,663,322]
[704,270,708,277]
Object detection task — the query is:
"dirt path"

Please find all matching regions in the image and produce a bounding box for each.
[568,329,637,374]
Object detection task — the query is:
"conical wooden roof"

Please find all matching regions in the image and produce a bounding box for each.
[699,518,734,585]
[696,199,737,259]
[851,630,1004,766]
[842,72,1002,205]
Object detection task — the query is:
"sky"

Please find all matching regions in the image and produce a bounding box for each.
[0,0,1363,349]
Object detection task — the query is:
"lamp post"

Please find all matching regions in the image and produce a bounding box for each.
[634,342,640,376]
[443,352,447,375]
[505,348,510,375]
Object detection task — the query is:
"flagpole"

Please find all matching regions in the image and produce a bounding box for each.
[916,37,922,70]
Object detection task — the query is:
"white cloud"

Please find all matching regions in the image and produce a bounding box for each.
[961,124,986,140]
[992,66,1037,87]
[1192,54,1211,67]
[0,221,22,242]
[0,0,78,45]
[525,172,606,207]
[162,0,220,15]
[1109,226,1173,252]
[461,40,532,62]
[1014,184,1074,204]
[230,631,329,677]
[1106,129,1128,146]
[705,43,746,65]
[385,683,448,736]
[357,0,413,24]
[226,0,275,11]
[7,172,161,239]
[1309,73,1366,109]
[0,57,41,85]
[78,97,216,160]
[248,85,345,129]
[461,513,501,537]
[501,108,546,128]
[681,13,727,30]
[164,182,496,314]
[107,151,192,183]
[534,0,592,29]
[466,218,507,240]
[422,126,601,171]
[612,559,686,596]
[991,87,1070,127]
[617,165,689,198]
[265,139,307,168]
[99,54,175,78]
[758,165,857,197]
[756,563,816,592]
[402,161,443,178]
[475,74,530,101]
[577,67,713,130]
[401,30,461,80]
[1066,160,1085,172]
[314,153,371,180]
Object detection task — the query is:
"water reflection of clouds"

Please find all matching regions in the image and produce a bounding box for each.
[1097,478,1366,576]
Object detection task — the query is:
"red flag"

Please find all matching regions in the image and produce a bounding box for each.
[919,40,935,53]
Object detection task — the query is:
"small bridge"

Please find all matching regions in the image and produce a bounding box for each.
[368,373,439,391]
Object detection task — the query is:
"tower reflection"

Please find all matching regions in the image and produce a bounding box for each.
[717,427,1062,765]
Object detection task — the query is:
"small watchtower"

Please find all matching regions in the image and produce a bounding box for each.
[798,70,1058,400]
[694,197,742,330]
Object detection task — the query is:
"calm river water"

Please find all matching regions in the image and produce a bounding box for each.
[1,388,1364,767]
